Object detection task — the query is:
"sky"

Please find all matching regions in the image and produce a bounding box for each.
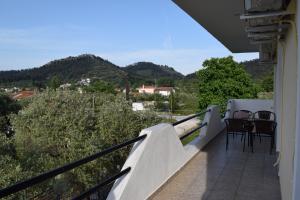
[0,0,258,75]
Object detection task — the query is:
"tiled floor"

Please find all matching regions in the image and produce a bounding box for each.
[150,132,281,200]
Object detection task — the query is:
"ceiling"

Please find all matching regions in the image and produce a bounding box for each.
[172,0,259,53]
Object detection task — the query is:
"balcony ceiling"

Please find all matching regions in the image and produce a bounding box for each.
[173,0,259,53]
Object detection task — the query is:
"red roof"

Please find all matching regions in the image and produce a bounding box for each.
[12,91,35,100]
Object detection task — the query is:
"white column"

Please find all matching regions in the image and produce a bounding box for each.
[275,43,283,152]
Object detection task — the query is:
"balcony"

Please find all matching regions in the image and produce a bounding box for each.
[150,132,280,200]
[0,99,279,200]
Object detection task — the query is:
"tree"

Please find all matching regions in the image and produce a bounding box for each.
[169,91,179,113]
[260,71,274,92]
[9,91,161,198]
[48,75,62,90]
[84,80,116,94]
[157,78,175,87]
[197,56,258,110]
[0,93,21,137]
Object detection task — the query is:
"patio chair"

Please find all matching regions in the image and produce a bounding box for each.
[233,110,253,119]
[254,110,276,121]
[253,119,277,154]
[225,118,253,152]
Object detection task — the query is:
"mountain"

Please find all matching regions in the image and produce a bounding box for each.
[240,59,273,81]
[124,62,184,86]
[184,59,273,82]
[0,54,127,87]
[0,55,184,88]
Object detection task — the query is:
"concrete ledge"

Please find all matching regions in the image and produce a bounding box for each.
[107,105,224,200]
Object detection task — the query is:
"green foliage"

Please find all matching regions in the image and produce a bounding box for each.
[157,78,175,87]
[260,71,274,92]
[48,75,62,90]
[0,55,184,89]
[197,57,259,111]
[0,54,127,88]
[131,93,167,102]
[84,80,116,94]
[0,93,21,137]
[0,94,21,116]
[241,59,273,81]
[7,91,160,198]
[168,91,179,113]
[124,62,183,87]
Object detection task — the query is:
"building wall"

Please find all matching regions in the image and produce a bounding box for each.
[138,88,155,94]
[276,1,298,199]
[158,90,171,96]
[293,0,300,199]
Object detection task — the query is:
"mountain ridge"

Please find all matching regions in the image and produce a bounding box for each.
[0,54,183,88]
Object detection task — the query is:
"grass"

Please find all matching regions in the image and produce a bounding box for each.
[181,131,203,145]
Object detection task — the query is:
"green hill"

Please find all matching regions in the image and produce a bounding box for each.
[0,55,185,88]
[0,55,272,89]
[240,59,273,81]
[124,62,184,87]
[0,54,127,87]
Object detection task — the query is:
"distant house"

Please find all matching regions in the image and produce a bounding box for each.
[132,102,145,111]
[12,90,35,100]
[138,85,156,94]
[155,87,174,96]
[59,83,72,90]
[137,85,174,96]
[78,78,91,86]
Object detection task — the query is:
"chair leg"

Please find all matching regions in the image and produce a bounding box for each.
[243,134,246,152]
[251,133,254,153]
[226,134,229,151]
[259,133,262,143]
[270,136,274,154]
[241,134,243,142]
[247,133,250,146]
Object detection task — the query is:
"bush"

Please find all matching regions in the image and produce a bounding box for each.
[7,91,161,198]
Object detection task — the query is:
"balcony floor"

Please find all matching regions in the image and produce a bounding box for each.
[150,132,281,200]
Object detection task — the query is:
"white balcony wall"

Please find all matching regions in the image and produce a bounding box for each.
[229,99,274,114]
[107,106,224,200]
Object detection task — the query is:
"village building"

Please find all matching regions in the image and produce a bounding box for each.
[137,85,174,96]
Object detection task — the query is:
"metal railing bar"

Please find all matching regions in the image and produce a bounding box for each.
[72,167,131,200]
[180,122,208,141]
[0,135,147,198]
[172,109,210,126]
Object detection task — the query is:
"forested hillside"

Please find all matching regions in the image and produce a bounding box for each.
[0,55,184,88]
[0,55,273,90]
[124,62,184,86]
[241,59,273,81]
[0,54,127,87]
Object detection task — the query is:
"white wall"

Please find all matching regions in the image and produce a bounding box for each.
[293,0,300,199]
[107,106,224,200]
[275,44,284,152]
[132,102,145,111]
[230,99,274,113]
[276,1,298,199]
